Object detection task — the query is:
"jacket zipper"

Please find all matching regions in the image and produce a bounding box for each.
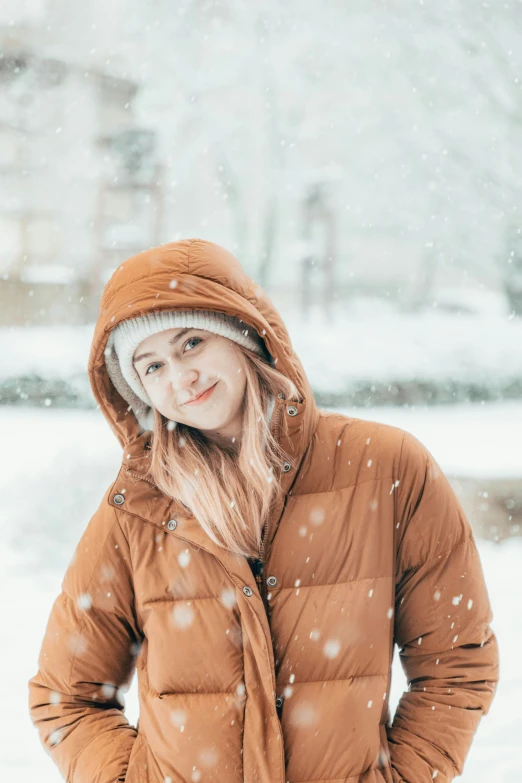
[251,557,264,592]
[251,519,268,610]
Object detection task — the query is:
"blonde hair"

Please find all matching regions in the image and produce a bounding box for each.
[145,347,301,558]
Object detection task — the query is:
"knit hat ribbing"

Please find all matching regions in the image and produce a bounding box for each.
[104,309,269,428]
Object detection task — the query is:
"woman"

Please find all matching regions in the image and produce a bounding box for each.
[29,238,498,783]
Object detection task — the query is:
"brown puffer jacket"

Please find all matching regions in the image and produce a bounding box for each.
[29,239,498,783]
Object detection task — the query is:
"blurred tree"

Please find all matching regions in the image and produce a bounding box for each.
[502,224,522,316]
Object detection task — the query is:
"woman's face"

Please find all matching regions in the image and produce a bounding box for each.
[133,327,247,446]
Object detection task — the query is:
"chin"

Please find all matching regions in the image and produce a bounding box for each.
[196,414,231,432]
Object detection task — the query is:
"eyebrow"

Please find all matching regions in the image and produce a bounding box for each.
[133,328,195,364]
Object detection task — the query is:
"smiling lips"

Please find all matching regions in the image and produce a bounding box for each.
[183,382,218,406]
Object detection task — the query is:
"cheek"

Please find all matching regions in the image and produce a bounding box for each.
[231,367,247,400]
[144,374,169,402]
[215,366,245,408]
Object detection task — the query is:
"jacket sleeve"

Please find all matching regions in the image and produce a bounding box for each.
[387,431,499,783]
[28,486,142,783]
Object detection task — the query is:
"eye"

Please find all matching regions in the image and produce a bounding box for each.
[145,362,160,375]
[184,336,203,351]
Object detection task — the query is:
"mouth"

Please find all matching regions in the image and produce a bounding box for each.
[182,381,219,406]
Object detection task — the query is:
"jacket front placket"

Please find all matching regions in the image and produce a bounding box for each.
[112,398,314,782]
[163,506,287,782]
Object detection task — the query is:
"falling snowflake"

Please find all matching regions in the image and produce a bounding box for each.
[172,604,194,629]
[170,708,187,728]
[310,507,325,526]
[101,564,116,582]
[220,588,237,609]
[116,686,127,704]
[49,729,63,746]
[289,702,316,727]
[77,593,92,611]
[199,748,218,767]
[323,639,341,659]
[178,550,191,568]
[389,479,400,495]
[67,633,87,656]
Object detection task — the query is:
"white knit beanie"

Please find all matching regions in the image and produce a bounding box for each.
[104,309,270,427]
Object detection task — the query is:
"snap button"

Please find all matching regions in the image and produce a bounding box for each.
[167,519,178,531]
[282,462,292,473]
[113,493,125,505]
[242,586,253,597]
[267,575,278,587]
[286,406,298,416]
[275,696,284,709]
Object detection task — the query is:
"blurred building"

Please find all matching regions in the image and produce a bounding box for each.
[0,21,163,326]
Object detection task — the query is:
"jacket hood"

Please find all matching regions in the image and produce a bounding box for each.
[88,238,317,449]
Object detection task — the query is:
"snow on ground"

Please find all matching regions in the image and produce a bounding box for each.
[2,308,522,398]
[287,308,522,396]
[0,324,94,380]
[0,404,520,781]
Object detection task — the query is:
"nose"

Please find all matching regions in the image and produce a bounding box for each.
[165,359,199,396]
